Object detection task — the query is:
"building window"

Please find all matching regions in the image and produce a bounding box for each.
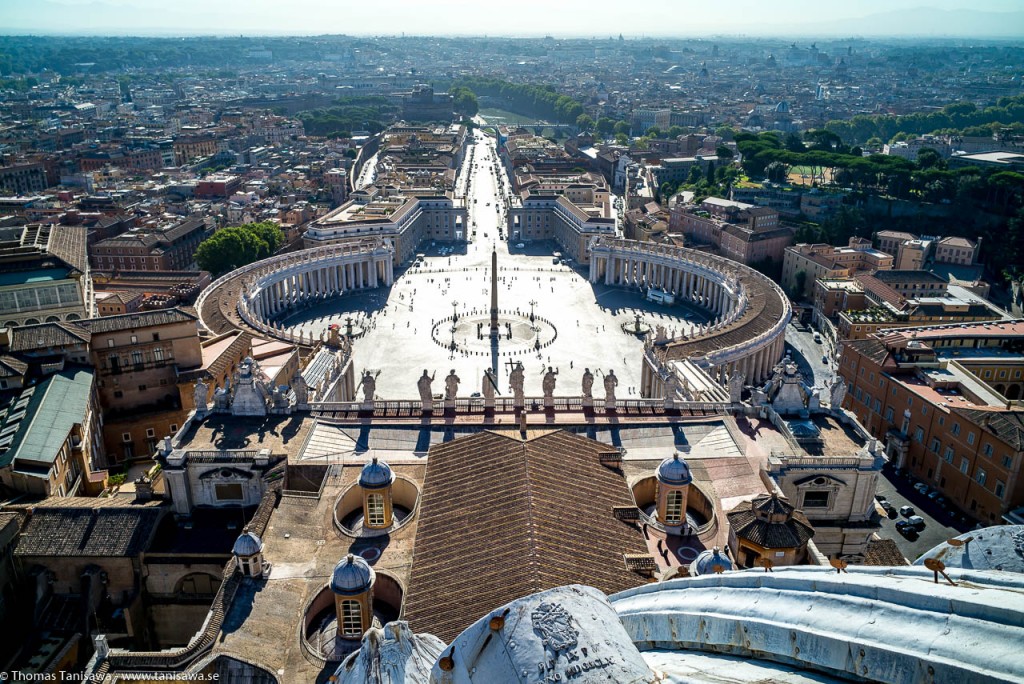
[885,407,895,422]
[107,338,114,348]
[951,423,960,437]
[914,427,924,443]
[153,347,164,362]
[803,491,831,508]
[366,493,386,527]
[122,432,132,442]
[995,480,1005,498]
[976,469,987,486]
[967,432,975,445]
[340,599,362,637]
[664,490,684,525]
[960,458,969,474]
[146,428,155,438]
[983,444,993,457]
[1003,455,1014,468]
[921,406,928,416]
[944,446,954,463]
[930,438,940,454]
[130,335,138,344]
[170,424,178,433]
[215,483,244,500]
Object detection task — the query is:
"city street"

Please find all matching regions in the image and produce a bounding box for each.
[784,322,834,389]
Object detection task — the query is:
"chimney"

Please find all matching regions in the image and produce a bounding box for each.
[518,410,528,436]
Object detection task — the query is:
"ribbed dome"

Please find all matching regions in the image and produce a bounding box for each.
[232,531,262,557]
[690,546,733,576]
[359,457,395,489]
[656,452,692,486]
[331,554,375,596]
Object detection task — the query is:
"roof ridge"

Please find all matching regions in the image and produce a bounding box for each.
[520,440,542,594]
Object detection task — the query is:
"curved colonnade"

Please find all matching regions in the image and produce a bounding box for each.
[589,237,791,386]
[197,238,394,343]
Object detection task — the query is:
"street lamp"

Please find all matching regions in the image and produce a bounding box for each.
[529,299,537,324]
[451,300,459,323]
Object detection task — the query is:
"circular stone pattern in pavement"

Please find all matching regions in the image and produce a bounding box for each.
[430,313,557,357]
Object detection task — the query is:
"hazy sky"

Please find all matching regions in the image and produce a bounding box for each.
[2,0,1023,37]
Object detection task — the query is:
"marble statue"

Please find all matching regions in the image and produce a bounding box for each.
[829,376,847,408]
[213,384,231,411]
[655,324,667,343]
[193,379,209,414]
[509,361,526,405]
[444,369,460,401]
[482,368,496,402]
[417,370,435,406]
[728,370,745,404]
[604,370,619,401]
[581,368,594,398]
[542,366,558,398]
[292,373,308,406]
[359,370,377,403]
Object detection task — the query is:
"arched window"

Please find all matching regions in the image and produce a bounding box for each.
[340,599,362,637]
[366,493,386,527]
[664,490,684,525]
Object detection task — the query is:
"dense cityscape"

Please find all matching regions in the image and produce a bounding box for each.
[0,4,1022,682]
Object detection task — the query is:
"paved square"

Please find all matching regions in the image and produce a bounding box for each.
[281,134,711,399]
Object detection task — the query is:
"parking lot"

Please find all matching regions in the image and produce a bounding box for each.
[873,464,969,561]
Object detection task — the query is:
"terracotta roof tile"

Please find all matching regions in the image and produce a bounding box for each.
[403,430,646,643]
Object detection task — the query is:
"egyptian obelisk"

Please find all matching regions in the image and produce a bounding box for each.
[489,247,500,337]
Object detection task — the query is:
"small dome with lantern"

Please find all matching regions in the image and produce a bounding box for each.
[232,531,263,557]
[656,452,692,486]
[690,546,734,576]
[359,457,395,489]
[331,553,376,596]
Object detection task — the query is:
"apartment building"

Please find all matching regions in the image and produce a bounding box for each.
[669,197,793,267]
[0,223,91,327]
[875,230,981,269]
[90,216,208,273]
[781,238,893,300]
[0,163,48,194]
[838,320,1024,524]
[75,308,204,464]
[0,367,104,498]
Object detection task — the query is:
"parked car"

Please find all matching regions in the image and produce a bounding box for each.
[515,242,525,248]
[927,490,943,501]
[899,506,916,517]
[898,525,920,540]
[908,515,926,530]
[913,483,929,494]
[875,494,888,503]
[887,508,899,520]
[895,520,912,532]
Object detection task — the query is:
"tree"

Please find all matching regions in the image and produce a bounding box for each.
[195,222,283,276]
[705,161,716,185]
[646,126,662,139]
[714,124,736,141]
[916,147,945,171]
[614,132,629,145]
[449,86,479,117]
[686,164,703,185]
[715,145,734,160]
[575,113,594,132]
[596,117,615,136]
[794,270,808,298]
[613,120,631,136]
[784,132,805,152]
[765,160,790,183]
